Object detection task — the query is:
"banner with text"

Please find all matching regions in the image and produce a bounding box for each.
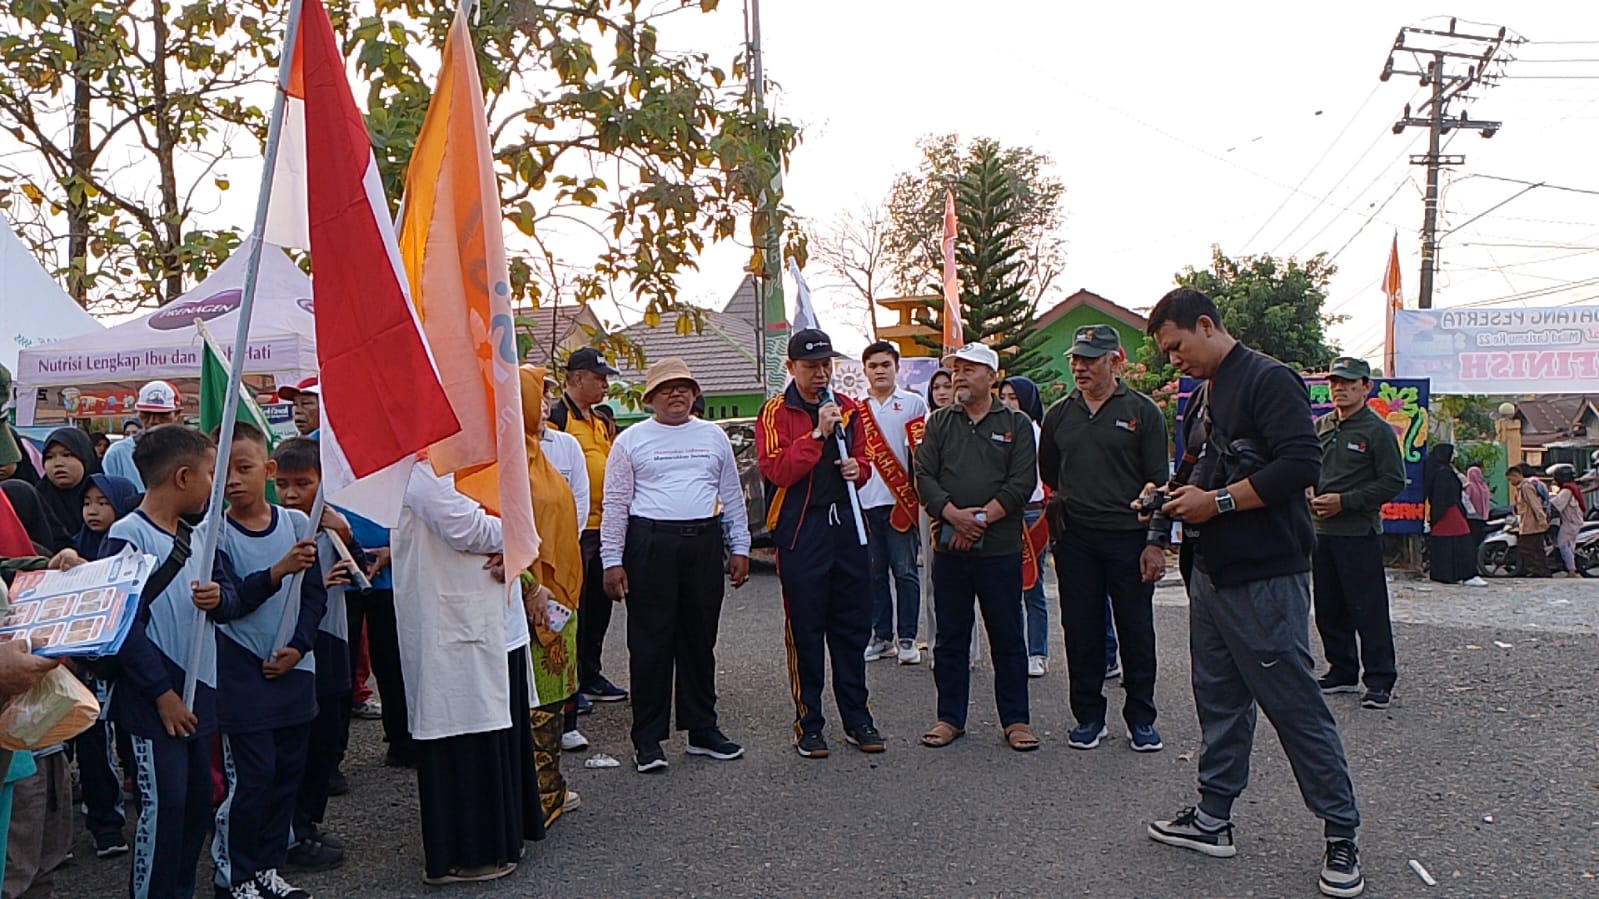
[1393,306,1599,395]
[1176,377,1430,535]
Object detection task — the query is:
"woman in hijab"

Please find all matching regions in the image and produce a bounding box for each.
[1425,444,1481,585]
[999,377,1052,675]
[37,428,99,552]
[926,369,955,413]
[1464,466,1492,546]
[519,365,586,828]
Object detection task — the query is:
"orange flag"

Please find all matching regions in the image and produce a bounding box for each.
[398,2,539,577]
[941,189,965,355]
[1383,233,1403,376]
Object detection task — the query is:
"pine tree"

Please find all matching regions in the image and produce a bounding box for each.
[914,140,1049,378]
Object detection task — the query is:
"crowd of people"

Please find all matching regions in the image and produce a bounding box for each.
[1,284,1591,898]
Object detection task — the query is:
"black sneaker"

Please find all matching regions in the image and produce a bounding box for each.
[1147,806,1237,858]
[635,743,669,773]
[1360,690,1391,710]
[1318,674,1359,695]
[283,837,344,873]
[215,882,265,899]
[686,728,744,760]
[795,732,830,759]
[326,768,349,797]
[576,693,594,716]
[844,724,886,753]
[581,675,629,703]
[300,823,345,851]
[381,749,418,769]
[254,869,312,899]
[93,832,130,859]
[1319,839,1364,897]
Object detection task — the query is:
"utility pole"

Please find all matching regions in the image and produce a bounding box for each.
[745,0,787,397]
[1383,18,1515,308]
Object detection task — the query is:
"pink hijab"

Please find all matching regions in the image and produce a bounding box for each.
[1465,466,1491,520]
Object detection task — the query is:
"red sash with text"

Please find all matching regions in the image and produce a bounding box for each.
[1021,485,1051,591]
[860,404,922,533]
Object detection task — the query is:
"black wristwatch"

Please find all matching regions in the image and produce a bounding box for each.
[1214,487,1236,515]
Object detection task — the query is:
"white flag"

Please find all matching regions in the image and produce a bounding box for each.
[788,258,820,331]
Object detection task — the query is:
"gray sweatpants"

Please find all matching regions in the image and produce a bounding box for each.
[1188,567,1360,839]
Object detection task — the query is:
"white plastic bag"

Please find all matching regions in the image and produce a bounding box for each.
[0,665,100,750]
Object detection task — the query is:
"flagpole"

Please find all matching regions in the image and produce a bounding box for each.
[183,0,307,706]
[272,489,326,650]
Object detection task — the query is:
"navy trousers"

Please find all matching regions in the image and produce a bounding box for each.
[932,551,1030,729]
[294,691,351,843]
[213,723,312,888]
[74,719,126,844]
[777,504,874,737]
[129,733,213,899]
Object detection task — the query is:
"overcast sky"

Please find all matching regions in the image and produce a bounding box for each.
[655,0,1599,358]
[24,1,1599,365]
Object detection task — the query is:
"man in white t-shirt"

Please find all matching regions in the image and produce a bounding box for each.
[856,341,929,665]
[100,381,183,490]
[600,358,751,774]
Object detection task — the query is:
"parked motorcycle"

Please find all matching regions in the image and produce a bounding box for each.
[1477,513,1599,578]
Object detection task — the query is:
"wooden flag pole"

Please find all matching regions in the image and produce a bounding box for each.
[183,0,306,706]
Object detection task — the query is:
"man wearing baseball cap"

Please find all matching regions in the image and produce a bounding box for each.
[101,380,182,490]
[1038,324,1170,753]
[599,358,750,773]
[756,328,883,759]
[549,347,629,707]
[1310,356,1405,710]
[913,341,1040,752]
[277,377,321,437]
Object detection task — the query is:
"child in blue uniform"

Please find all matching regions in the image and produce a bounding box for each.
[103,425,249,899]
[271,437,353,870]
[208,422,326,899]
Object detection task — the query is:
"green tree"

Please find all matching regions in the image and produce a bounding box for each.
[883,136,1062,377]
[0,0,281,309]
[1175,247,1343,372]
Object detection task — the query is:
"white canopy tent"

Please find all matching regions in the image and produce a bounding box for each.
[13,240,317,425]
[1,216,103,376]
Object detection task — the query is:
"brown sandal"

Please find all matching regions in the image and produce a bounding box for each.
[1004,723,1040,751]
[920,721,964,748]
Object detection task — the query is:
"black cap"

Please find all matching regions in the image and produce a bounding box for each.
[788,328,845,362]
[1069,324,1122,358]
[566,347,619,377]
[1328,357,1372,380]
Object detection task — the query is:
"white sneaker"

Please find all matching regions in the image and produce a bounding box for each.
[1463,577,1489,587]
[563,790,581,813]
[1027,655,1047,678]
[864,639,895,662]
[896,640,921,665]
[560,730,589,751]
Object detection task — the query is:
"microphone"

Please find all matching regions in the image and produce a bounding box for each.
[819,386,846,439]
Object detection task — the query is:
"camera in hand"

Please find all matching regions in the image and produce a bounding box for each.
[1139,489,1175,547]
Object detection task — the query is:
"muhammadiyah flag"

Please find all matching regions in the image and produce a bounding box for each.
[197,319,280,499]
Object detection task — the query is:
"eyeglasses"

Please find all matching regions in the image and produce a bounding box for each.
[655,383,696,397]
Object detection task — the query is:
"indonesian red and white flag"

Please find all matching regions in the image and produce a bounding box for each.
[940,189,964,355]
[397,3,539,576]
[1382,232,1403,376]
[262,0,461,526]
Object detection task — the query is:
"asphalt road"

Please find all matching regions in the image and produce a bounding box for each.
[54,569,1599,898]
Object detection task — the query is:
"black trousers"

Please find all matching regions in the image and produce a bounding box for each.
[347,588,415,762]
[72,687,125,842]
[1054,525,1158,729]
[214,722,313,888]
[129,732,213,899]
[578,529,615,688]
[294,689,352,842]
[777,505,873,737]
[623,517,726,748]
[1312,534,1398,692]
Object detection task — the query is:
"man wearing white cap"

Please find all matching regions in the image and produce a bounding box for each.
[913,342,1040,752]
[277,377,321,437]
[600,358,750,774]
[100,380,182,490]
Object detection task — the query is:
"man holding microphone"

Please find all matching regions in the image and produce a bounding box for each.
[756,328,884,759]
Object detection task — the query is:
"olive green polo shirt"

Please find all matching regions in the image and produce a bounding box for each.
[1314,405,1407,536]
[913,401,1037,557]
[1038,380,1169,532]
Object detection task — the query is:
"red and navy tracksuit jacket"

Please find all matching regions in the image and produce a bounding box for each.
[756,383,876,737]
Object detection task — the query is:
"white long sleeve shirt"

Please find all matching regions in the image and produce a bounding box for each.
[392,462,521,740]
[541,427,590,537]
[599,417,751,567]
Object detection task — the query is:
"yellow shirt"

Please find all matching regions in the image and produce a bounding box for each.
[552,399,614,531]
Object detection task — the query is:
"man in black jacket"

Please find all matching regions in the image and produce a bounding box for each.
[1141,289,1364,899]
